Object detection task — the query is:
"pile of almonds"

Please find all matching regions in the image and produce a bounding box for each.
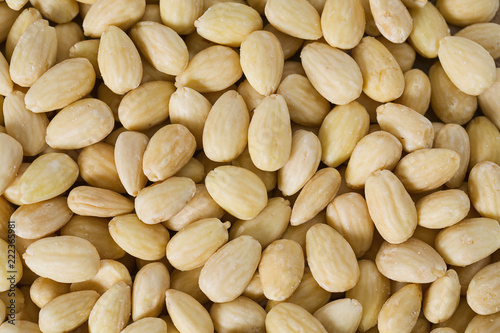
[0,0,499,332]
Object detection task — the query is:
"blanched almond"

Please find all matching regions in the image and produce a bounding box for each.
[378,284,422,333]
[83,0,145,37]
[468,161,500,221]
[313,298,363,333]
[210,296,267,333]
[266,302,327,333]
[132,262,170,321]
[67,186,134,218]
[423,269,461,323]
[466,262,500,315]
[416,190,470,229]
[159,0,203,35]
[0,133,23,196]
[409,2,450,58]
[369,0,413,43]
[165,289,214,333]
[321,0,364,49]
[265,0,322,40]
[88,281,131,333]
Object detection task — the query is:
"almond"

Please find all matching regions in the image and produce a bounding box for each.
[83,0,145,37]
[165,289,214,333]
[67,186,134,218]
[88,281,131,333]
[159,0,203,35]
[265,0,322,40]
[266,303,327,333]
[369,0,413,43]
[468,161,500,221]
[132,262,170,321]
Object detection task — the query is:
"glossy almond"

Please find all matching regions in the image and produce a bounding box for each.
[199,235,262,303]
[142,124,196,182]
[321,0,364,49]
[409,2,450,58]
[394,148,460,193]
[306,224,359,292]
[301,42,363,105]
[195,2,262,47]
[46,98,114,150]
[23,235,100,283]
[25,58,96,113]
[19,153,78,204]
[248,94,291,171]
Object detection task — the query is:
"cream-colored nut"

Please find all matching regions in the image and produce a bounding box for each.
[70,259,132,295]
[466,117,500,169]
[467,261,500,315]
[378,284,422,333]
[436,0,499,27]
[313,298,363,333]
[132,262,170,321]
[369,0,413,43]
[83,0,145,37]
[266,302,327,333]
[67,186,134,218]
[88,281,131,333]
[395,69,432,115]
[165,289,214,333]
[265,0,322,40]
[478,68,500,129]
[468,161,500,221]
[455,23,500,60]
[423,269,461,324]
[321,0,365,49]
[416,190,470,229]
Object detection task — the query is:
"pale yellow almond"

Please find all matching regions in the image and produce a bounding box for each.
[320,0,364,49]
[23,235,99,283]
[346,260,390,332]
[69,39,100,77]
[9,19,56,87]
[433,298,476,332]
[5,0,28,13]
[242,271,266,304]
[434,124,470,188]
[278,130,321,196]
[265,0,322,40]
[232,148,276,191]
[438,36,496,96]
[369,0,413,43]
[468,161,500,221]
[29,0,78,24]
[453,256,491,296]
[436,0,499,27]
[142,124,196,182]
[416,190,470,229]
[266,302,327,333]
[83,0,145,37]
[291,168,340,226]
[184,31,215,60]
[195,2,262,47]
[0,320,41,333]
[46,98,113,150]
[0,53,13,96]
[3,91,47,156]
[132,262,170,321]
[229,197,291,248]
[306,224,359,292]
[114,131,149,197]
[141,55,175,84]
[378,284,422,333]
[395,69,431,115]
[0,3,19,43]
[202,90,249,162]
[205,166,267,220]
[61,215,125,260]
[165,184,225,231]
[435,218,500,266]
[4,164,36,202]
[78,142,126,193]
[121,318,168,333]
[376,37,416,72]
[281,60,306,81]
[345,131,402,189]
[0,197,14,240]
[313,298,363,333]
[465,312,500,333]
[169,87,211,149]
[352,36,405,103]
[118,81,175,131]
[266,267,331,314]
[109,214,169,260]
[479,68,500,129]
[165,289,214,333]
[263,23,303,60]
[11,197,72,239]
[394,148,461,193]
[466,116,500,168]
[98,26,142,95]
[19,153,78,204]
[409,2,450,58]
[210,296,266,333]
[130,21,188,75]
[428,61,477,125]
[365,170,417,244]
[259,239,304,301]
[70,259,132,294]
[55,22,84,63]
[377,102,434,152]
[0,238,22,292]
[167,218,229,271]
[200,235,261,303]
[5,8,41,62]
[360,0,380,36]
[175,45,242,93]
[467,261,500,315]
[25,58,96,113]
[38,290,99,333]
[67,186,134,217]
[248,94,291,171]
[170,267,209,305]
[29,277,70,309]
[277,74,330,127]
[326,192,374,258]
[301,42,363,105]
[88,281,131,333]
[376,238,447,283]
[159,0,202,35]
[423,269,461,324]
[240,30,283,96]
[455,23,500,60]
[318,102,369,167]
